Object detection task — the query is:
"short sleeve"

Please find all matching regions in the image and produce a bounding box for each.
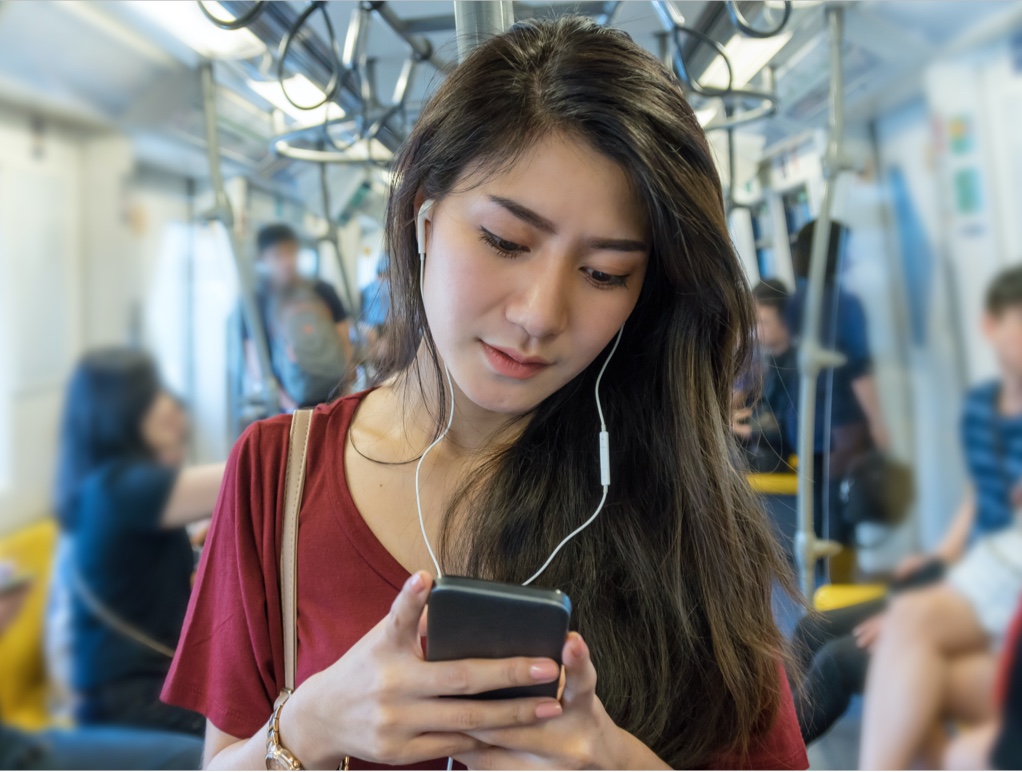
[161,417,291,739]
[712,664,809,770]
[104,462,178,531]
[837,293,872,380]
[315,280,349,323]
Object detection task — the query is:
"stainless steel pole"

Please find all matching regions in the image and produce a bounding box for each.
[794,5,848,601]
[199,62,278,412]
[453,1,514,62]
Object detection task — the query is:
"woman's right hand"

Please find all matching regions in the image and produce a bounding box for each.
[282,571,564,769]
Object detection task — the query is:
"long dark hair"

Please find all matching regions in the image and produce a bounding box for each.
[381,17,795,767]
[55,348,161,528]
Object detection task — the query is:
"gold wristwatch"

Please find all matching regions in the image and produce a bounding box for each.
[266,689,304,770]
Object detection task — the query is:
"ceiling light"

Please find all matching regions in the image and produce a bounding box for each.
[699,31,793,90]
[695,105,720,126]
[127,1,265,60]
[248,75,345,124]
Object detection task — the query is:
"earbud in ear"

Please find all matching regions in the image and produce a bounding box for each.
[416,199,435,258]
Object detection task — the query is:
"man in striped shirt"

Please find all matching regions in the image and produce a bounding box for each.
[859,264,1022,769]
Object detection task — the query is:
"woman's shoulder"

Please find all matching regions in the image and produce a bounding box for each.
[235,391,369,460]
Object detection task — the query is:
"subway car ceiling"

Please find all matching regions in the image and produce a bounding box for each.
[0,0,1015,217]
[2,0,1021,556]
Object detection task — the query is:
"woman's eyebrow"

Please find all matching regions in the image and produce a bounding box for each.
[489,195,556,233]
[488,195,647,253]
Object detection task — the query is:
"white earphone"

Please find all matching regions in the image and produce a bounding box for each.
[416,198,434,260]
[412,197,622,586]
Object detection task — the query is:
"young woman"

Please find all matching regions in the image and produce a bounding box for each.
[54,348,224,736]
[163,18,807,770]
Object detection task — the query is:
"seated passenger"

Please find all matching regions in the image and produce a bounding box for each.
[0,561,202,770]
[787,220,890,545]
[734,278,797,471]
[858,265,1022,768]
[793,266,1022,747]
[161,18,808,771]
[243,224,354,411]
[54,349,225,736]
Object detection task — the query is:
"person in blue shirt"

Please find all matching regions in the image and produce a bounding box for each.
[786,219,890,546]
[54,349,225,736]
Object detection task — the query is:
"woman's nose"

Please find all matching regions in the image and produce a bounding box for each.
[504,259,572,340]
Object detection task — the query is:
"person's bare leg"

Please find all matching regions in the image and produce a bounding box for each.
[943,653,998,725]
[859,585,989,770]
[943,722,1000,770]
[919,722,949,770]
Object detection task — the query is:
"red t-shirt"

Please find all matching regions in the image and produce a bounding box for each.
[162,393,807,770]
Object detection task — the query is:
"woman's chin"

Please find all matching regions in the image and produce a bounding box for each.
[459,373,554,417]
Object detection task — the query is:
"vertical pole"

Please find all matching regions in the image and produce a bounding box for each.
[795,5,847,601]
[199,62,277,412]
[453,1,514,62]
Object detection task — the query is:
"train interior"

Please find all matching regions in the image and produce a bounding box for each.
[0,1,1021,769]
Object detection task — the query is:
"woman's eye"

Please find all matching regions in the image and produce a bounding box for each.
[479,228,526,259]
[584,267,629,289]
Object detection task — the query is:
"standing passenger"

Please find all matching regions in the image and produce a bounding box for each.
[243,224,355,411]
[163,18,808,770]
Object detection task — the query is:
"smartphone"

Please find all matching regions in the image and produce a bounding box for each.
[426,575,572,700]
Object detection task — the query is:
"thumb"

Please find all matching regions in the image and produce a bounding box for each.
[384,571,432,651]
[561,632,597,706]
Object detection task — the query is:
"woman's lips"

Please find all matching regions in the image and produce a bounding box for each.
[481,342,551,380]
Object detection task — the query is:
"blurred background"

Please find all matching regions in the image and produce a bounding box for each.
[0,1,1020,769]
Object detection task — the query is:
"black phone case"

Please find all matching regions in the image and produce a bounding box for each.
[426,575,572,700]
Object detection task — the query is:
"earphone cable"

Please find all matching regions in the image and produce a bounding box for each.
[522,326,622,586]
[415,206,623,586]
[415,362,455,578]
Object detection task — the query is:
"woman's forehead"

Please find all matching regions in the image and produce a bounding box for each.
[450,133,649,240]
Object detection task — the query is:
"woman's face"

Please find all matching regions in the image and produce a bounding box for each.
[140,392,188,466]
[420,133,650,416]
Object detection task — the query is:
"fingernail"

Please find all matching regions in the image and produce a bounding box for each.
[529,661,560,682]
[535,701,562,719]
[408,573,424,592]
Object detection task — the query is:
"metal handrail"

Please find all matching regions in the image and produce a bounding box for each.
[199,62,278,412]
[794,5,849,600]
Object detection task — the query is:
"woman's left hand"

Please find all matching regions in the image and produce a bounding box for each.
[455,633,668,770]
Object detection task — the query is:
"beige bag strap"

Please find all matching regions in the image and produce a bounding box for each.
[281,408,314,692]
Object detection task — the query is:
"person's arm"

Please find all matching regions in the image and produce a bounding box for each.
[160,463,227,530]
[203,723,266,770]
[243,340,262,385]
[852,374,889,452]
[336,320,355,372]
[199,572,562,770]
[935,485,976,564]
[894,485,976,579]
[840,294,889,452]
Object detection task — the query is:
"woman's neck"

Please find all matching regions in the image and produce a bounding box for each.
[1000,373,1022,417]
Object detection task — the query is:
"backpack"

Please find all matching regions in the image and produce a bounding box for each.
[267,282,347,406]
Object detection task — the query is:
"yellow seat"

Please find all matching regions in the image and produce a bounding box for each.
[813,583,886,612]
[0,517,58,730]
[747,472,799,496]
